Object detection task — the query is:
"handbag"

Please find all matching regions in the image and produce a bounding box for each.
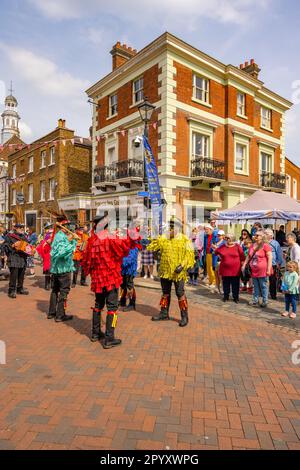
[240,244,261,283]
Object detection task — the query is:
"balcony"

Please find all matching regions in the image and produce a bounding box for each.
[94,159,144,190]
[260,172,286,191]
[191,156,225,184]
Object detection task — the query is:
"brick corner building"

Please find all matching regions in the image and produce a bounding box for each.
[7,119,92,232]
[86,32,292,223]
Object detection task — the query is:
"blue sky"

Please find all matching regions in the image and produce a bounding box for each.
[0,0,299,163]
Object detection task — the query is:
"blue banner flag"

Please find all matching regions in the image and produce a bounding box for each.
[143,135,162,234]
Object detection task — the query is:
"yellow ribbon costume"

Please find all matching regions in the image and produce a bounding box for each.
[147,233,195,282]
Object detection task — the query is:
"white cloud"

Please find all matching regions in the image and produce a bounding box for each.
[19,121,33,140]
[28,0,270,25]
[0,44,89,98]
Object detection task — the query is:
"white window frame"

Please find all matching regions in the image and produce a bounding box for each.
[234,134,249,176]
[49,146,55,165]
[40,181,46,202]
[286,174,291,196]
[192,74,210,104]
[28,183,33,204]
[293,178,297,200]
[237,92,246,117]
[12,164,16,179]
[12,188,16,205]
[28,155,34,173]
[260,151,273,174]
[261,106,272,130]
[132,77,144,105]
[49,178,56,201]
[189,121,214,176]
[40,150,46,168]
[105,135,118,166]
[109,94,118,117]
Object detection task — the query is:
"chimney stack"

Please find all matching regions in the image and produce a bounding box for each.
[239,59,261,79]
[58,119,66,128]
[110,41,137,71]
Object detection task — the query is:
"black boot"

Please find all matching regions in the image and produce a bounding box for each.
[72,272,77,288]
[17,288,29,295]
[123,294,136,312]
[152,294,170,321]
[179,310,189,327]
[103,313,122,349]
[178,296,189,327]
[91,308,105,342]
[55,295,73,322]
[8,290,16,299]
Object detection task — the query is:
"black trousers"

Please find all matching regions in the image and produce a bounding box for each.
[95,287,118,312]
[269,266,278,300]
[9,267,26,292]
[49,273,71,319]
[73,261,86,285]
[44,270,51,289]
[161,278,185,298]
[222,276,240,301]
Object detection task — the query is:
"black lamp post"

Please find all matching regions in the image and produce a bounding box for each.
[137,97,156,197]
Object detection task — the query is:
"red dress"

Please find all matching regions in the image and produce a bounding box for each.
[215,244,245,277]
[36,240,51,272]
[81,229,137,293]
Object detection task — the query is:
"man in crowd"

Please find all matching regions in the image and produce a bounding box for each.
[203,224,218,289]
[276,225,286,247]
[4,223,29,298]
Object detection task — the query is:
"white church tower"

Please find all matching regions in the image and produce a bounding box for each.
[1,82,20,144]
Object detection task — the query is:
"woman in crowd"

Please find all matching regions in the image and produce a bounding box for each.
[242,230,272,308]
[213,234,245,303]
[286,232,300,271]
[213,229,226,294]
[239,229,253,293]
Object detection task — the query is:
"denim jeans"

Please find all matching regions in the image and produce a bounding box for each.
[285,294,297,314]
[252,277,268,303]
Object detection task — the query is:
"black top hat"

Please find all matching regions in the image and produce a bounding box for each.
[15,223,25,229]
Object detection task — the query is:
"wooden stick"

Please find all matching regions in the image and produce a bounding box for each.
[55,222,81,240]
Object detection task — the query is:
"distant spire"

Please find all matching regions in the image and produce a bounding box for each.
[9,81,14,95]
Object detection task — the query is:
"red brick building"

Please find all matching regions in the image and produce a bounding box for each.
[86,32,292,223]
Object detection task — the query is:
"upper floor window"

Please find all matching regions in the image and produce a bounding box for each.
[237,92,246,117]
[12,188,16,205]
[235,143,247,173]
[293,178,297,200]
[192,74,209,103]
[50,146,55,165]
[107,146,117,166]
[12,163,16,179]
[40,150,46,168]
[49,178,56,200]
[28,155,34,173]
[261,106,272,130]
[261,151,272,173]
[40,181,46,201]
[133,77,144,104]
[192,131,209,158]
[109,94,118,116]
[28,183,33,203]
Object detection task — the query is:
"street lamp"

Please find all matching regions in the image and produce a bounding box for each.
[137,96,156,138]
[137,97,156,200]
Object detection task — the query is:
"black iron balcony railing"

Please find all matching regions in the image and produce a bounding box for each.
[191,156,225,180]
[94,159,144,184]
[94,165,117,184]
[116,159,143,179]
[260,172,286,190]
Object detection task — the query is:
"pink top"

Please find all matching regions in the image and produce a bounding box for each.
[249,243,272,278]
[36,239,51,272]
[215,244,245,277]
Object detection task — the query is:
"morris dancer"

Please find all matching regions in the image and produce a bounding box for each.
[4,223,30,298]
[72,226,89,287]
[47,217,77,322]
[147,216,194,327]
[81,212,139,349]
[36,223,53,290]
[120,246,139,311]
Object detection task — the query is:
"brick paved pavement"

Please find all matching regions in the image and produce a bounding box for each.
[0,270,300,450]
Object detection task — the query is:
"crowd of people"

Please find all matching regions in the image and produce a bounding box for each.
[0,216,298,352]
